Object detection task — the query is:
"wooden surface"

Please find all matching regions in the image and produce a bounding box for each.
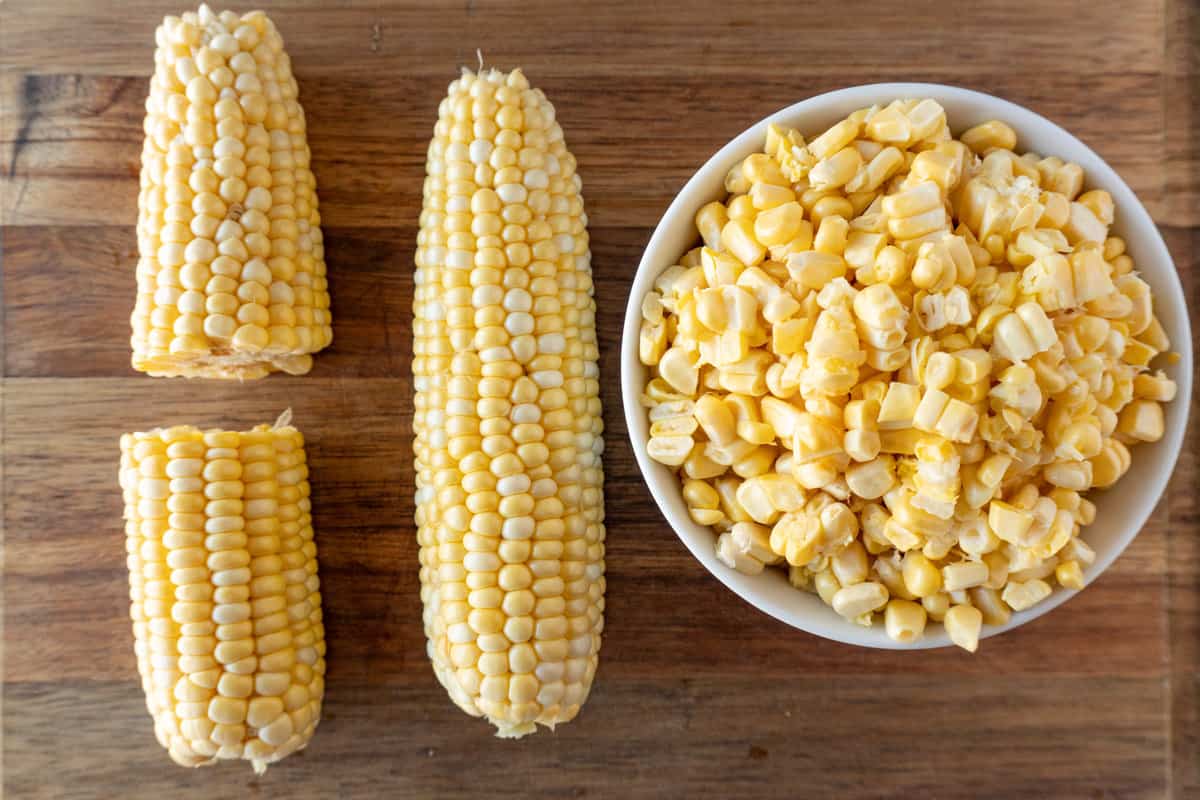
[2,1,1198,797]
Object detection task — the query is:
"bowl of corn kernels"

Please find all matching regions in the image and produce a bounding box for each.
[622,83,1192,650]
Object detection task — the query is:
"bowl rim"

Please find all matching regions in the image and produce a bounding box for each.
[620,81,1194,649]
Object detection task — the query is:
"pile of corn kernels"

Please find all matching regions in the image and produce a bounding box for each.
[638,99,1178,651]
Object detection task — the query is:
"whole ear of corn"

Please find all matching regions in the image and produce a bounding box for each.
[132,5,332,379]
[413,67,607,737]
[120,414,325,772]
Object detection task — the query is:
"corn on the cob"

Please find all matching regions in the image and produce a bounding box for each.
[132,5,331,379]
[120,412,324,771]
[413,67,606,737]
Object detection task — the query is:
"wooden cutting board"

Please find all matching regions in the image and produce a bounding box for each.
[2,1,1197,797]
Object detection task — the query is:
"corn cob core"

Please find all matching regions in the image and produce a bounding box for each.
[132,4,332,379]
[120,418,325,771]
[413,68,606,737]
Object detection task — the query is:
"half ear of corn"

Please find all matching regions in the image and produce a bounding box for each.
[413,67,607,737]
[132,5,332,379]
[120,412,325,772]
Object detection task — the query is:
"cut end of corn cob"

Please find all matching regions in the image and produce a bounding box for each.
[120,415,325,770]
[413,67,606,737]
[132,5,332,380]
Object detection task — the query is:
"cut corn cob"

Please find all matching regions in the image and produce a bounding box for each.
[120,412,324,771]
[413,67,606,737]
[132,5,332,379]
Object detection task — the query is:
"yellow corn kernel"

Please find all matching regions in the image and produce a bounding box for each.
[649,400,698,438]
[787,251,847,289]
[922,591,951,622]
[639,320,668,366]
[1055,559,1085,590]
[944,604,983,652]
[1063,201,1108,245]
[866,105,912,144]
[912,386,950,432]
[831,581,889,620]
[845,455,896,500]
[830,540,869,586]
[722,219,766,267]
[658,347,699,396]
[1091,438,1131,488]
[1116,400,1164,443]
[683,445,727,480]
[1000,579,1052,612]
[843,429,881,463]
[942,560,988,592]
[988,500,1034,545]
[742,153,788,186]
[878,427,923,455]
[968,586,1011,626]
[809,148,863,191]
[901,551,942,598]
[933,398,979,444]
[754,202,805,247]
[727,194,757,222]
[715,531,763,574]
[870,552,914,600]
[877,382,921,429]
[882,180,942,219]
[724,162,751,194]
[683,479,720,510]
[1044,461,1093,492]
[792,413,844,465]
[810,118,861,160]
[909,148,961,192]
[847,147,906,194]
[922,351,956,390]
[907,99,947,140]
[960,120,1017,154]
[1133,371,1177,402]
[647,435,694,466]
[750,182,796,211]
[813,569,842,605]
[884,599,927,643]
[695,201,729,251]
[814,215,851,255]
[810,196,855,228]
[870,245,910,286]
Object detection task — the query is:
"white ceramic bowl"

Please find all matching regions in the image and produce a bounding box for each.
[621,83,1193,649]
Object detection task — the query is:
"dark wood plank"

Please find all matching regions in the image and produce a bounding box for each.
[1165,226,1199,799]
[1164,0,1199,226]
[3,677,1170,800]
[0,0,1167,79]
[0,72,1169,228]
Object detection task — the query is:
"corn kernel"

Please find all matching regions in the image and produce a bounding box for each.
[884,599,927,643]
[944,604,983,652]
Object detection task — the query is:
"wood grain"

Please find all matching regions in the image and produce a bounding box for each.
[1,1,1196,798]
